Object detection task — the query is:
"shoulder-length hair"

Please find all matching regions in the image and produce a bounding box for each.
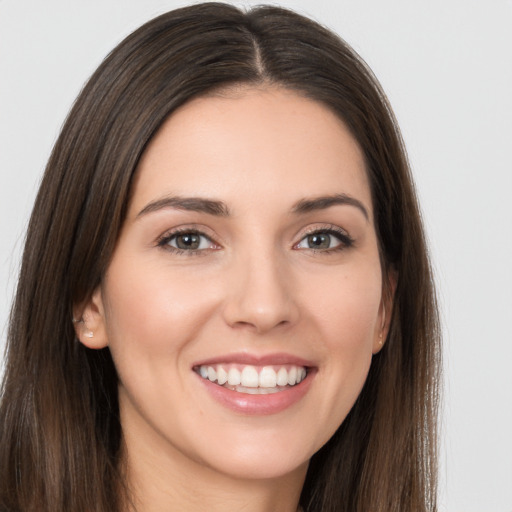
[0,3,440,511]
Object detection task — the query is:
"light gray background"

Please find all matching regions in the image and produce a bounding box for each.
[1,1,511,510]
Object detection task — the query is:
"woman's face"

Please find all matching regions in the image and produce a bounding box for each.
[82,87,386,481]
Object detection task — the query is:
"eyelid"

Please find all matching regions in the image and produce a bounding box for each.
[156,224,222,254]
[293,224,355,251]
[155,223,354,255]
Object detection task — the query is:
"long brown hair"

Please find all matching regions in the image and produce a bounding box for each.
[0,3,440,511]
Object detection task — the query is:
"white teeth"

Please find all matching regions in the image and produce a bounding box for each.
[276,367,288,386]
[197,363,308,391]
[227,367,241,386]
[235,386,281,394]
[288,366,297,385]
[217,366,228,385]
[259,366,277,388]
[241,366,259,387]
[207,366,217,382]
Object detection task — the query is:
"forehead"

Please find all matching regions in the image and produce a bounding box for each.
[130,87,372,219]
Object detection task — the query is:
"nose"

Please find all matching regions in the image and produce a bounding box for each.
[222,249,300,334]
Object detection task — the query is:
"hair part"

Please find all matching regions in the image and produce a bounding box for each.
[0,3,440,511]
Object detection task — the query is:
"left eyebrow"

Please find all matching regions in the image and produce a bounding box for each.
[292,194,369,221]
[136,195,231,218]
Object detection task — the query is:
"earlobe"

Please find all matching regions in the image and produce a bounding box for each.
[372,268,398,354]
[72,287,109,349]
[372,305,387,354]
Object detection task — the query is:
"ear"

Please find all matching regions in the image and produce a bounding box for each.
[73,286,109,349]
[372,268,398,354]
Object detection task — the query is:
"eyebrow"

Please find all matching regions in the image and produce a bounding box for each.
[137,196,230,218]
[136,193,369,220]
[292,194,369,221]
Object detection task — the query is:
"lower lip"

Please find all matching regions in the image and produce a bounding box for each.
[196,371,315,415]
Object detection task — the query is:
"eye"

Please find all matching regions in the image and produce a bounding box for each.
[158,230,217,253]
[295,228,353,252]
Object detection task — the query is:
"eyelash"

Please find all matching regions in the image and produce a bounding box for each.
[293,225,355,254]
[157,225,354,256]
[157,227,218,256]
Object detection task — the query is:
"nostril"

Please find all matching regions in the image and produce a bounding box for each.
[230,319,287,333]
[221,262,300,332]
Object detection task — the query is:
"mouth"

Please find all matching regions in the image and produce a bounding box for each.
[192,353,316,414]
[194,363,309,395]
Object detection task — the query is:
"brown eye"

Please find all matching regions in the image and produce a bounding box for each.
[162,231,215,251]
[306,233,332,249]
[175,233,201,250]
[295,228,353,252]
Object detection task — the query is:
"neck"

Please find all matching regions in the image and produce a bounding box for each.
[120,421,307,512]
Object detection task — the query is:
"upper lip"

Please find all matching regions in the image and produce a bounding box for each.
[192,352,316,368]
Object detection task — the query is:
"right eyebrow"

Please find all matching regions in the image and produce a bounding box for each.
[136,196,231,219]
[292,193,369,222]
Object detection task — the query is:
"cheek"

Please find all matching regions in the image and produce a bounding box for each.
[101,258,221,366]
[310,265,382,346]
[304,265,381,424]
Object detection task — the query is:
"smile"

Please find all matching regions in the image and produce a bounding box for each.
[193,354,316,414]
[196,364,308,394]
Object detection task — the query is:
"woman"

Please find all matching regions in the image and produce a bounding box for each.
[0,3,440,511]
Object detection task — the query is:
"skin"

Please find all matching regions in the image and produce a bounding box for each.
[76,86,391,512]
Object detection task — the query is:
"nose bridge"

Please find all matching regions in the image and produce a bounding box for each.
[223,242,298,333]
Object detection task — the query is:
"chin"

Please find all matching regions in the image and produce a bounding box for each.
[202,446,310,481]
[177,416,337,482]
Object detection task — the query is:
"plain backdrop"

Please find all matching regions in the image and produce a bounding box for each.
[1,1,511,510]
